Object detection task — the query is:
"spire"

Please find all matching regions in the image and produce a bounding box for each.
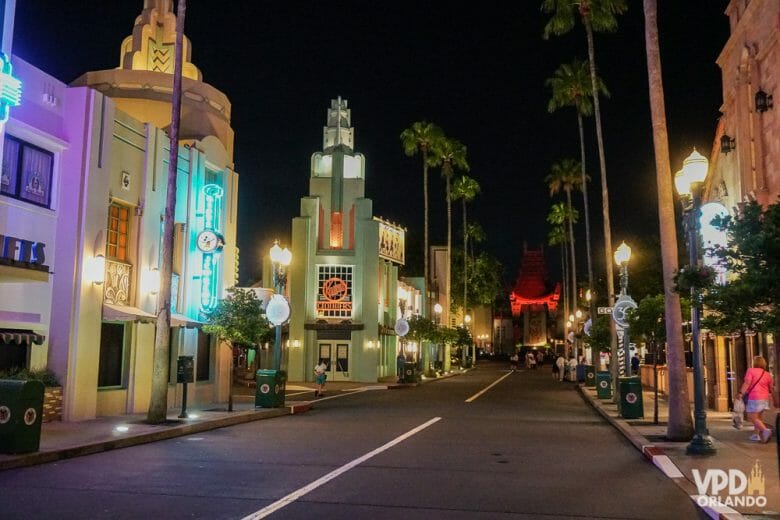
[323,97,354,152]
[119,0,201,80]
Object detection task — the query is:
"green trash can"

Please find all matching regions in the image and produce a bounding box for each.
[619,376,644,419]
[0,379,45,454]
[255,370,287,408]
[585,365,596,387]
[596,371,612,399]
[402,362,418,383]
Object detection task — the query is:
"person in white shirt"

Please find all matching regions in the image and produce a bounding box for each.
[555,354,566,382]
[314,361,328,397]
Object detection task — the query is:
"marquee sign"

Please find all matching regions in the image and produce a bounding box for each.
[316,265,353,318]
[199,184,223,313]
[376,219,404,265]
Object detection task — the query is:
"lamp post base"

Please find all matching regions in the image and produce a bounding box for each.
[686,434,717,455]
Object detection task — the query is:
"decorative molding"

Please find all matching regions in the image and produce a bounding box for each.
[104,260,132,305]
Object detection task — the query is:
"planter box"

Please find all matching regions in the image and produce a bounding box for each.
[43,386,63,422]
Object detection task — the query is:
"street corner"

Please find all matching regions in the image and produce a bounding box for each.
[289,401,312,414]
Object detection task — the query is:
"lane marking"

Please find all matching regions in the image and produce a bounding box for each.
[465,371,514,403]
[242,417,442,520]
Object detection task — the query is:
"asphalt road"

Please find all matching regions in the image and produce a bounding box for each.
[0,361,703,519]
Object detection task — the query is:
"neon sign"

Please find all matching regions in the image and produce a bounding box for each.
[199,183,224,313]
[0,53,21,123]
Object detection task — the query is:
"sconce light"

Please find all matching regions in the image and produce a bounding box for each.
[720,134,735,154]
[755,89,773,113]
[87,254,106,285]
[293,339,301,348]
[367,340,376,350]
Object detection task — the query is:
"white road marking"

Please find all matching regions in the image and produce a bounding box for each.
[242,417,442,519]
[465,371,514,403]
[652,454,684,478]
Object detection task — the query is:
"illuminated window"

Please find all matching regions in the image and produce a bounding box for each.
[107,203,130,261]
[316,265,353,318]
[1,135,54,208]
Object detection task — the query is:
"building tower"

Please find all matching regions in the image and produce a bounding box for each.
[289,98,396,383]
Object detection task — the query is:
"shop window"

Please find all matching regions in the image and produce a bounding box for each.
[98,323,126,388]
[1,135,54,208]
[196,330,211,381]
[107,203,130,261]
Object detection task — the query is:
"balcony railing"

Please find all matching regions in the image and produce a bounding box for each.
[104,259,132,305]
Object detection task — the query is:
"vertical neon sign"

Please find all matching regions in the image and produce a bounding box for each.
[200,184,223,313]
[0,52,21,123]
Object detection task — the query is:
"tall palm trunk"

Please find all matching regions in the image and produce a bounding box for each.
[423,149,430,310]
[577,113,597,358]
[462,198,468,327]
[561,241,569,352]
[584,18,617,384]
[644,0,693,439]
[148,0,186,423]
[565,188,578,358]
[445,175,459,366]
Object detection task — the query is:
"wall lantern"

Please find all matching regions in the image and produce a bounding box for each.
[755,89,773,113]
[143,267,161,295]
[366,340,376,350]
[720,134,735,154]
[292,339,301,348]
[87,254,106,285]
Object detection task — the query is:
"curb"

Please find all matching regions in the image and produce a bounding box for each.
[575,385,744,520]
[0,402,308,472]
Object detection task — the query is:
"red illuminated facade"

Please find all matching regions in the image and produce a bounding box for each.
[509,245,560,347]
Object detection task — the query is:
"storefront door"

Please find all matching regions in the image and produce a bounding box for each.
[317,341,351,381]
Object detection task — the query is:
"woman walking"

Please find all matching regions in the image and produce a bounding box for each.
[737,356,776,443]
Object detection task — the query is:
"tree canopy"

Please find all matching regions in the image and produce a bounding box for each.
[202,287,272,347]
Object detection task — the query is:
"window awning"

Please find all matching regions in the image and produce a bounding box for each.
[102,303,157,323]
[170,313,202,328]
[0,329,46,346]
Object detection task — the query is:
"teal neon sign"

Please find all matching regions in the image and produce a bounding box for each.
[0,53,21,123]
[199,183,224,313]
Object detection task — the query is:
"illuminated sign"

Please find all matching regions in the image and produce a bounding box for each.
[199,183,224,313]
[377,219,405,265]
[316,266,353,318]
[0,53,21,123]
[0,235,48,271]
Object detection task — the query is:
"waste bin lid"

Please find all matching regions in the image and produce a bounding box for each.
[256,369,279,376]
[0,379,45,398]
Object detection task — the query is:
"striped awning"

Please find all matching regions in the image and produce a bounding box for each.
[0,329,46,346]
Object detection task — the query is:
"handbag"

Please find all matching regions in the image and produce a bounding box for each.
[732,397,745,429]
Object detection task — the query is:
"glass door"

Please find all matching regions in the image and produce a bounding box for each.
[332,343,350,381]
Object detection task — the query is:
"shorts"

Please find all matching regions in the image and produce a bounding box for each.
[745,399,770,413]
[315,373,327,385]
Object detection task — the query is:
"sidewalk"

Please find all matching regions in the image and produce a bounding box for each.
[0,371,459,472]
[578,382,780,519]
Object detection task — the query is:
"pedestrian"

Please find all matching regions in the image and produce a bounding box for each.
[527,351,537,370]
[510,352,519,371]
[567,355,577,382]
[551,356,559,380]
[631,353,640,376]
[536,350,544,367]
[737,355,776,443]
[314,360,328,397]
[555,354,566,382]
[396,351,406,382]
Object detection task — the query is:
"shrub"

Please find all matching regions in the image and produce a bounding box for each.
[0,367,60,386]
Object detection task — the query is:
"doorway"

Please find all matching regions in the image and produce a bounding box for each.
[318,342,351,381]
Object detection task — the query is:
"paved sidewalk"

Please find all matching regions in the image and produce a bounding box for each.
[0,370,462,472]
[578,382,780,519]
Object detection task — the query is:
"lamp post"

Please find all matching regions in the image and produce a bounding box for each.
[463,313,472,368]
[269,241,292,372]
[612,241,637,379]
[675,149,716,455]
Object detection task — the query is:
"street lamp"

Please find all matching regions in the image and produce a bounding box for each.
[675,148,716,455]
[463,313,472,368]
[612,241,635,378]
[269,240,292,372]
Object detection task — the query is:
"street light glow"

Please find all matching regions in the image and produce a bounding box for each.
[614,241,632,266]
[681,148,709,185]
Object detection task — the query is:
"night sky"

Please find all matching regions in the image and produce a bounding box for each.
[13,1,730,289]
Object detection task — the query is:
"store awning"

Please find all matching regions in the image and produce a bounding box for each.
[0,329,46,346]
[170,313,202,328]
[102,303,157,323]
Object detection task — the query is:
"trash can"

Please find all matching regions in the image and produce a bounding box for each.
[585,365,596,387]
[255,369,287,408]
[596,371,612,400]
[402,362,418,383]
[619,376,644,419]
[0,379,45,454]
[576,364,586,383]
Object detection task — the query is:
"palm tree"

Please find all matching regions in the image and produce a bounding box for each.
[465,222,486,261]
[400,122,444,310]
[643,0,692,440]
[547,223,569,342]
[545,159,583,327]
[543,0,627,378]
[546,59,607,337]
[430,137,469,364]
[547,202,579,356]
[148,0,186,423]
[451,175,481,322]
